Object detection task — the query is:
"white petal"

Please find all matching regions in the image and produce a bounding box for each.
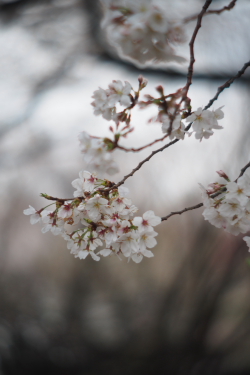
[90,252,100,261]
[99,249,112,257]
[131,254,143,263]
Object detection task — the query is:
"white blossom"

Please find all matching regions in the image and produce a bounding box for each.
[108,80,132,107]
[78,132,120,176]
[200,169,250,239]
[186,107,224,141]
[91,80,132,120]
[101,0,187,66]
[23,206,41,225]
[25,170,161,263]
[226,181,250,206]
[243,236,250,251]
[138,230,157,253]
[133,210,161,232]
[218,198,244,219]
[161,114,185,140]
[57,204,73,219]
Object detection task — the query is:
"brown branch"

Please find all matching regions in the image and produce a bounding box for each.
[236,161,250,181]
[107,138,179,191]
[167,0,212,136]
[41,194,79,203]
[184,0,237,23]
[161,160,250,222]
[204,60,250,110]
[182,0,213,103]
[161,203,204,221]
[116,133,169,152]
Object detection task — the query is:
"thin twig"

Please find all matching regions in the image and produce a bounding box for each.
[161,203,204,221]
[168,0,212,136]
[117,133,169,152]
[41,195,79,203]
[161,160,250,221]
[109,138,180,190]
[204,60,250,110]
[236,161,250,181]
[182,0,213,101]
[184,0,237,23]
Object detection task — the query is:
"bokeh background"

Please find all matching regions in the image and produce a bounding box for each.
[0,0,250,374]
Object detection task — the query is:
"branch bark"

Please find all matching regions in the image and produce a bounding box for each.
[184,0,237,23]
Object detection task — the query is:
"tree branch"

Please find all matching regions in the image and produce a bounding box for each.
[161,160,250,222]
[115,59,250,154]
[41,194,79,203]
[236,161,250,181]
[182,0,213,101]
[116,133,169,152]
[204,60,250,110]
[184,0,237,23]
[161,203,204,221]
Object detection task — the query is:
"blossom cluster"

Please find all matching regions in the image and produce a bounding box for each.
[79,74,225,183]
[185,107,224,140]
[160,107,224,141]
[200,169,250,239]
[91,80,132,121]
[101,0,186,65]
[78,131,119,176]
[24,171,161,263]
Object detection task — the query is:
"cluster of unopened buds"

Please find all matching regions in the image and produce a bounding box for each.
[24,171,161,263]
[101,0,187,65]
[200,169,250,250]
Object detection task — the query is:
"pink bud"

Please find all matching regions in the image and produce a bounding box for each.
[156,85,164,95]
[208,183,223,193]
[138,75,148,89]
[216,170,229,181]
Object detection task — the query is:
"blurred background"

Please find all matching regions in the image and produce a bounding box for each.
[0,0,250,374]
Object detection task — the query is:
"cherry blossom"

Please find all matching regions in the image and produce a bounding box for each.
[101,0,187,66]
[200,169,250,236]
[91,80,132,120]
[24,171,161,263]
[108,80,132,107]
[133,210,161,232]
[23,206,41,225]
[78,131,119,176]
[161,114,185,140]
[186,107,224,141]
[243,236,250,251]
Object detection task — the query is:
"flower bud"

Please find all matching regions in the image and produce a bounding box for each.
[216,170,230,181]
[138,75,148,90]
